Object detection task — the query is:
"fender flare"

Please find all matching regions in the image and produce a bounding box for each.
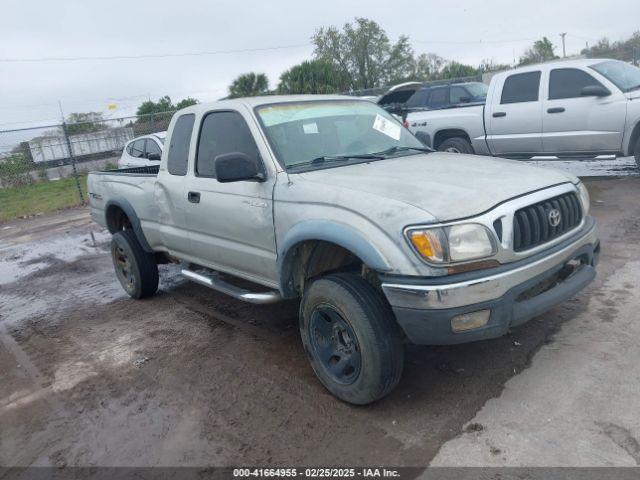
[277,220,391,296]
[105,197,153,253]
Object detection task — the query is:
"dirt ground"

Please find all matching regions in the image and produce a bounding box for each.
[1,177,639,468]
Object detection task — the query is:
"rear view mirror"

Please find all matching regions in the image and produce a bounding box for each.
[581,85,611,97]
[214,152,264,183]
[147,153,161,161]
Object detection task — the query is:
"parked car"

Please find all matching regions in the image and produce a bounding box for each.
[405,59,640,167]
[378,81,489,115]
[88,96,598,404]
[118,132,166,168]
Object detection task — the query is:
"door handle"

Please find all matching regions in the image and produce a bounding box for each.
[547,107,566,114]
[493,112,506,118]
[187,191,201,203]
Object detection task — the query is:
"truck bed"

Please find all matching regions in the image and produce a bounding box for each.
[87,165,160,236]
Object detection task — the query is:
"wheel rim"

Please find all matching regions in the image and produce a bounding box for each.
[444,146,461,153]
[309,305,361,385]
[112,245,135,293]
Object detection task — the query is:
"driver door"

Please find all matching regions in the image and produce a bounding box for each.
[184,109,278,286]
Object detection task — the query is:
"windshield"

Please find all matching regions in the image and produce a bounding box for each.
[255,100,426,170]
[590,60,640,92]
[464,82,489,98]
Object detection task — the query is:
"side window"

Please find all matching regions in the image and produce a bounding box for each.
[501,71,541,104]
[549,68,603,99]
[144,139,162,159]
[196,111,260,178]
[167,114,195,176]
[428,87,449,108]
[450,86,469,104]
[130,139,145,158]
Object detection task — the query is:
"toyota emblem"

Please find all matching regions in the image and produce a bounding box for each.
[548,208,561,227]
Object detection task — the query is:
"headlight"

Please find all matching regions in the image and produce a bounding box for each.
[577,182,590,216]
[407,223,497,264]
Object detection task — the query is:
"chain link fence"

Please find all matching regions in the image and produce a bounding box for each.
[0,110,174,222]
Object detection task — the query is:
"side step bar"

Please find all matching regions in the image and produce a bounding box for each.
[181,269,282,305]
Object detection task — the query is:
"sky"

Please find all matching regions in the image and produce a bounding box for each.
[1,0,639,133]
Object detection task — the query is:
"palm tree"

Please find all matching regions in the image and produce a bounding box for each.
[228,73,269,98]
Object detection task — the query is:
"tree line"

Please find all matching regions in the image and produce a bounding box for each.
[226,20,640,98]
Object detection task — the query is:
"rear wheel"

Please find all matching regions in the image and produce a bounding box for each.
[299,273,404,405]
[111,229,159,299]
[438,137,473,154]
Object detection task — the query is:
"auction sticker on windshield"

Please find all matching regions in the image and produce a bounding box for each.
[373,113,401,141]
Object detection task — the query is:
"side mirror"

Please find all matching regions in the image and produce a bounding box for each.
[459,96,471,103]
[147,152,161,161]
[581,85,611,97]
[214,152,264,183]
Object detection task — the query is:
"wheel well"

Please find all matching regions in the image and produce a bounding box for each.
[629,121,640,156]
[283,240,366,297]
[105,205,132,233]
[433,129,471,149]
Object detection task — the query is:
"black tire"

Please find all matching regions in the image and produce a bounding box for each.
[111,229,159,299]
[438,137,473,154]
[634,136,640,171]
[299,273,404,405]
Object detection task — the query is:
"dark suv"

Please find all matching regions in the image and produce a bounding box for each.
[378,81,489,115]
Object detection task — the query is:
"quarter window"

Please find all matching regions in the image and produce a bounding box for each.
[549,68,603,99]
[167,114,195,176]
[129,139,145,158]
[501,71,541,104]
[196,111,260,178]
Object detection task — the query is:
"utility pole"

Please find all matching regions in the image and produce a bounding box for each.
[560,33,567,58]
[58,100,65,123]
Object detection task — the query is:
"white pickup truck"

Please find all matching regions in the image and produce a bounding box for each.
[88,95,599,404]
[406,59,640,167]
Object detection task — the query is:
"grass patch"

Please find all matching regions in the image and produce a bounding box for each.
[0,175,88,222]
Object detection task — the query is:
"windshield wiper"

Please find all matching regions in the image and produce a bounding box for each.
[626,84,640,92]
[289,153,384,169]
[373,145,433,156]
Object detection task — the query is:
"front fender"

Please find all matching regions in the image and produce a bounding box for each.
[277,220,393,296]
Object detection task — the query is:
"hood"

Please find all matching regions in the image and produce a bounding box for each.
[297,153,575,222]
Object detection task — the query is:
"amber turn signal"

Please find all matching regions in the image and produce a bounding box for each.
[409,230,445,263]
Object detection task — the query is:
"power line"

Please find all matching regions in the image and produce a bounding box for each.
[0,43,312,63]
[415,37,538,45]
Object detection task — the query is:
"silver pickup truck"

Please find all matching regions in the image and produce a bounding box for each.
[88,95,599,404]
[406,59,640,167]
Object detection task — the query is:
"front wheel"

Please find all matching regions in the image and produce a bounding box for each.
[438,137,473,154]
[299,273,404,405]
[111,229,159,299]
[634,136,640,171]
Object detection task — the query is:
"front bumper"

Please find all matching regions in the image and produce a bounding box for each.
[381,218,599,345]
